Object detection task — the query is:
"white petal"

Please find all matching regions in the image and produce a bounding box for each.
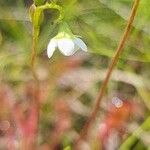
[57,38,76,56]
[74,43,80,51]
[74,38,87,52]
[47,39,57,58]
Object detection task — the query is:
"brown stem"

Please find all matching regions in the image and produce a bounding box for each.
[74,0,140,146]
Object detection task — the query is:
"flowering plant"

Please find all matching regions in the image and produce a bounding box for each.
[47,22,87,58]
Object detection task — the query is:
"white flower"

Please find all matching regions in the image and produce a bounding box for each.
[47,23,87,58]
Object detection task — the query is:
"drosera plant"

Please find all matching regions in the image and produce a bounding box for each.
[29,0,88,79]
[29,0,64,148]
[29,0,140,149]
[29,0,87,149]
[29,0,64,77]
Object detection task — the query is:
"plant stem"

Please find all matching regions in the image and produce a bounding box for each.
[75,0,140,146]
[30,24,40,149]
[31,26,40,82]
[119,116,150,150]
[29,2,63,148]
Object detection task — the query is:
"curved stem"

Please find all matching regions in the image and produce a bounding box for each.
[29,2,63,148]
[30,2,63,74]
[29,1,64,149]
[75,0,140,146]
[38,2,64,22]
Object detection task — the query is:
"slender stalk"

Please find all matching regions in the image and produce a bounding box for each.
[119,116,150,150]
[31,27,40,82]
[29,2,63,149]
[75,0,140,146]
[30,24,40,149]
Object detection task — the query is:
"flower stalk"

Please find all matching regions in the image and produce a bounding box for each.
[30,2,64,72]
[29,1,63,148]
[74,0,140,146]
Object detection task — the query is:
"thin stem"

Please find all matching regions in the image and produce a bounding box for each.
[30,22,40,150]
[38,3,64,22]
[31,26,40,82]
[29,2,63,148]
[119,116,150,150]
[75,0,140,146]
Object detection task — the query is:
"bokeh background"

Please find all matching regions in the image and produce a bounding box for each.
[0,0,150,149]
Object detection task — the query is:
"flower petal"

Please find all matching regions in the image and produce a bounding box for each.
[74,38,87,52]
[47,39,57,58]
[57,38,76,56]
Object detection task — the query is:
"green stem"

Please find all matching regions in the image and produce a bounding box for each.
[30,2,63,71]
[119,116,150,150]
[31,26,40,82]
[29,2,63,148]
[37,2,64,22]
[30,17,40,150]
[30,2,63,81]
